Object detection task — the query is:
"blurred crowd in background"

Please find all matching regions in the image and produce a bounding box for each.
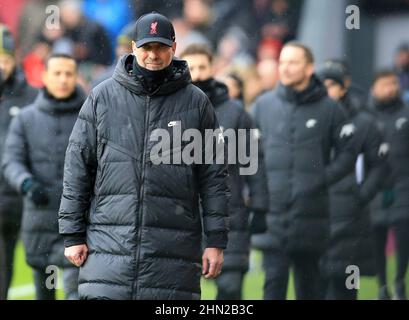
[0,0,304,105]
[1,0,409,106]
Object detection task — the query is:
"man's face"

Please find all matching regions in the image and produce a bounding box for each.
[395,49,409,70]
[278,46,313,88]
[42,57,77,99]
[324,79,346,101]
[182,53,212,82]
[0,53,16,81]
[372,75,400,103]
[133,41,176,71]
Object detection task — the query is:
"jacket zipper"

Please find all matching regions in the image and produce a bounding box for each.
[133,95,151,299]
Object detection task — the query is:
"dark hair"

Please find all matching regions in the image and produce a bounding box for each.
[179,44,213,63]
[225,72,244,100]
[226,72,244,91]
[372,69,397,85]
[45,53,77,69]
[282,41,314,64]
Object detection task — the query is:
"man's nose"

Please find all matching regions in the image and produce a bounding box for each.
[149,50,159,59]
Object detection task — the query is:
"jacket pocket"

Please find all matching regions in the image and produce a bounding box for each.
[95,138,107,197]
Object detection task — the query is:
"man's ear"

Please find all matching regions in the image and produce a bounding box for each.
[132,41,138,55]
[172,42,177,55]
[306,63,314,78]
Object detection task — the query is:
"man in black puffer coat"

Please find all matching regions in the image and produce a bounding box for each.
[2,54,85,300]
[368,70,409,300]
[251,42,357,300]
[58,13,229,300]
[181,44,269,300]
[317,63,388,300]
[0,24,38,300]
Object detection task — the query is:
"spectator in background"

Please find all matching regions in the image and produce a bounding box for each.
[257,38,283,62]
[367,70,409,300]
[59,0,113,66]
[91,21,135,88]
[182,0,218,48]
[172,17,211,57]
[181,44,269,300]
[22,26,63,88]
[2,53,85,300]
[256,58,279,93]
[17,0,56,59]
[219,72,245,102]
[317,63,388,300]
[134,0,183,18]
[260,0,295,43]
[213,26,254,77]
[0,24,37,300]
[394,44,409,103]
[82,0,134,46]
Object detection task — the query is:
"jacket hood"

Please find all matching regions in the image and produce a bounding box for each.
[36,85,86,114]
[193,78,229,107]
[276,74,327,105]
[112,54,191,96]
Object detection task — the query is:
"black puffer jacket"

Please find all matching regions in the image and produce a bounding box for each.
[251,76,356,255]
[2,87,85,268]
[320,92,387,277]
[199,79,268,272]
[0,69,37,216]
[58,55,229,300]
[368,96,409,225]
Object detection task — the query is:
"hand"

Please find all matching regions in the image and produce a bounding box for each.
[28,181,49,207]
[22,178,49,206]
[202,248,224,279]
[249,211,267,234]
[65,244,88,267]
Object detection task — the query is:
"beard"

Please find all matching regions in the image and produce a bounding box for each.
[281,74,308,90]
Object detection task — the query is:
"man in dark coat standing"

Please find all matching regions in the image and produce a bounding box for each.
[2,53,85,299]
[368,70,409,300]
[58,12,229,300]
[251,42,357,300]
[317,63,388,300]
[0,23,37,300]
[181,44,269,300]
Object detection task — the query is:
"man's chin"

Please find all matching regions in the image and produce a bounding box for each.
[146,64,164,71]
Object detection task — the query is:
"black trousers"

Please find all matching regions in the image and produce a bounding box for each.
[326,277,358,300]
[262,250,326,300]
[0,210,21,300]
[373,222,409,287]
[216,270,245,300]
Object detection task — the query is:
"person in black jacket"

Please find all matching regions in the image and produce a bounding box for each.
[251,42,357,300]
[181,44,269,300]
[368,70,409,300]
[317,63,388,300]
[0,24,38,300]
[58,12,229,300]
[2,53,85,300]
